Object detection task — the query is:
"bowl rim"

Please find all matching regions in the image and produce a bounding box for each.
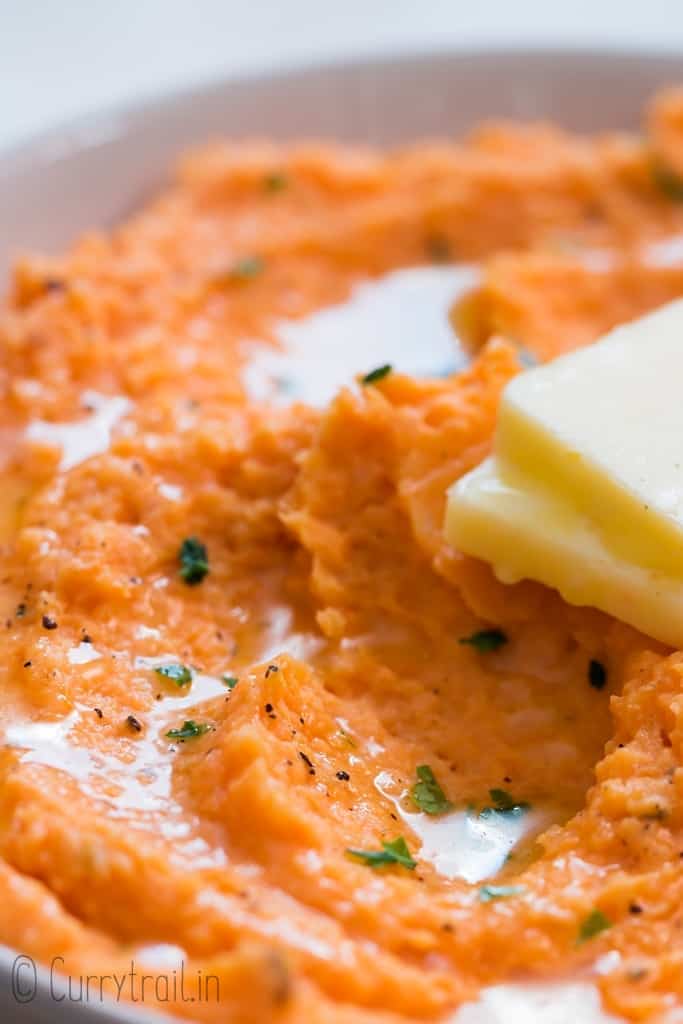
[2,41,683,172]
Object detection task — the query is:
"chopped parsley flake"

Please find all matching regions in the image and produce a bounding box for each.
[652,162,683,201]
[478,788,530,821]
[166,720,211,741]
[178,536,209,585]
[479,884,525,902]
[228,255,264,280]
[489,788,519,811]
[426,235,452,264]
[347,836,416,870]
[588,659,607,690]
[155,663,192,687]
[361,364,392,385]
[264,171,288,192]
[222,675,239,689]
[411,764,453,816]
[577,908,612,944]
[488,788,529,813]
[459,628,507,653]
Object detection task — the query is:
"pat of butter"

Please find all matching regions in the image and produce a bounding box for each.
[446,300,683,647]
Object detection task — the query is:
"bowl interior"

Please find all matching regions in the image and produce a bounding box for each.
[0,46,680,1023]
[1,48,682,286]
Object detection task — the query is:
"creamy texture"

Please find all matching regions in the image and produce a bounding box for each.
[4,91,683,1024]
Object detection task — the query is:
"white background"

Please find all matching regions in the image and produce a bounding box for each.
[1,0,682,150]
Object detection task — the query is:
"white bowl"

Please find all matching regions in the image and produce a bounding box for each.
[0,47,680,1024]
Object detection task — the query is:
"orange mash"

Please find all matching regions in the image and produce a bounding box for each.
[3,89,683,1023]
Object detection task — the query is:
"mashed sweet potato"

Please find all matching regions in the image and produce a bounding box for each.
[3,90,683,1023]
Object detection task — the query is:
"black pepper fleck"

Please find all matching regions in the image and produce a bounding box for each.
[41,615,58,630]
[94,707,103,719]
[44,278,66,293]
[126,715,142,733]
[336,770,350,781]
[298,751,315,775]
[265,664,279,678]
[589,659,607,690]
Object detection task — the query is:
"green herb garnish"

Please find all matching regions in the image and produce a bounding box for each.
[411,765,453,816]
[264,171,288,193]
[361,364,392,385]
[588,659,607,690]
[479,884,525,902]
[488,788,529,813]
[479,788,529,820]
[426,235,451,263]
[347,836,416,870]
[577,908,611,944]
[178,536,209,585]
[155,663,192,687]
[166,720,211,741]
[459,628,507,653]
[229,255,264,280]
[222,675,239,689]
[652,162,683,201]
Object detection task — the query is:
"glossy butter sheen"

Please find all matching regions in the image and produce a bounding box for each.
[447,299,683,647]
[446,457,683,647]
[499,299,683,574]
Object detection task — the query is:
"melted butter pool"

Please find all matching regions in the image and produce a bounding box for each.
[2,653,232,862]
[451,981,620,1023]
[25,390,131,470]
[375,771,556,884]
[243,264,477,406]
